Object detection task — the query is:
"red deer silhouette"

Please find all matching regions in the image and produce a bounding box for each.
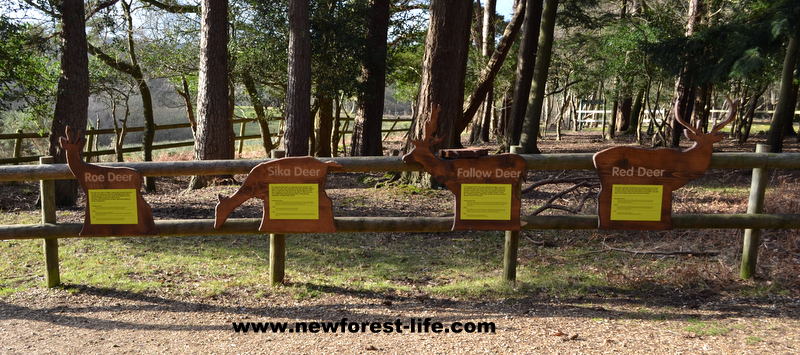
[403,106,527,230]
[214,157,341,233]
[60,126,156,236]
[592,98,738,229]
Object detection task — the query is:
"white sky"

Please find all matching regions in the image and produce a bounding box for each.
[496,0,516,21]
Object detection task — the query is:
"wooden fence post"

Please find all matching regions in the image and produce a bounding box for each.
[238,121,247,157]
[13,130,23,165]
[39,156,60,287]
[740,144,770,279]
[269,150,286,285]
[503,145,523,282]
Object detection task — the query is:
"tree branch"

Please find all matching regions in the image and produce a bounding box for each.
[87,42,139,77]
[86,0,120,20]
[458,0,525,133]
[139,0,199,14]
[602,241,720,257]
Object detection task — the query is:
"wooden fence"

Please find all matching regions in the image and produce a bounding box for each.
[0,116,413,165]
[1,148,799,288]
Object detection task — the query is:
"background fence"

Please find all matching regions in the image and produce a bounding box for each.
[0,148,798,288]
[0,116,413,165]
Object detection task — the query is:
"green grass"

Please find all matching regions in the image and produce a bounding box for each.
[1,223,720,301]
[745,336,764,345]
[684,319,732,336]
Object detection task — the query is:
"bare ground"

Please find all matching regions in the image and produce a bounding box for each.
[1,131,799,353]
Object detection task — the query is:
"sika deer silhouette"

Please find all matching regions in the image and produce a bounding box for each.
[60,126,156,236]
[403,106,527,230]
[214,157,342,233]
[592,98,739,229]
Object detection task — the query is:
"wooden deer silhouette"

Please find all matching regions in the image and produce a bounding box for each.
[403,106,527,230]
[592,98,738,229]
[60,126,156,236]
[214,157,342,233]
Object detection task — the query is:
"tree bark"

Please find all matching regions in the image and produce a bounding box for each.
[405,0,472,187]
[316,95,334,157]
[615,95,632,133]
[506,0,544,148]
[284,0,313,156]
[767,27,800,153]
[350,0,390,156]
[410,0,473,149]
[519,0,558,154]
[188,0,234,189]
[49,0,89,207]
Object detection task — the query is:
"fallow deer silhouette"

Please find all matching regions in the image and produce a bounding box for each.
[593,98,738,228]
[403,106,527,230]
[60,126,155,235]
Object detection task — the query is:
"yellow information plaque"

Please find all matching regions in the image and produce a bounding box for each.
[269,184,319,220]
[460,184,511,220]
[88,189,138,224]
[610,184,663,221]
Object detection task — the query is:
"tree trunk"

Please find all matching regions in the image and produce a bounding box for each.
[767,27,800,153]
[615,95,632,133]
[284,0,313,156]
[137,78,157,191]
[671,0,703,147]
[693,83,713,133]
[350,0,390,156]
[405,0,472,187]
[627,87,644,135]
[332,95,342,156]
[738,89,762,144]
[507,0,544,148]
[242,72,274,155]
[189,0,234,189]
[177,75,197,136]
[316,95,334,157]
[459,0,525,135]
[606,99,618,139]
[49,0,89,207]
[519,0,558,154]
[782,80,798,137]
[473,0,496,143]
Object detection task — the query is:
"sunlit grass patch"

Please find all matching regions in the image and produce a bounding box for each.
[684,319,732,336]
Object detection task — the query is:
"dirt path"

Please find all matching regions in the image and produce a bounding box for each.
[2,287,798,353]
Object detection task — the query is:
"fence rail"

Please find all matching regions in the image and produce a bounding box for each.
[1,151,798,287]
[0,117,413,164]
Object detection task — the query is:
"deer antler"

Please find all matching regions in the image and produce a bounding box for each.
[60,126,86,149]
[673,100,698,135]
[710,97,739,134]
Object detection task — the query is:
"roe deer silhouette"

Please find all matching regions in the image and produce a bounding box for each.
[60,126,155,235]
